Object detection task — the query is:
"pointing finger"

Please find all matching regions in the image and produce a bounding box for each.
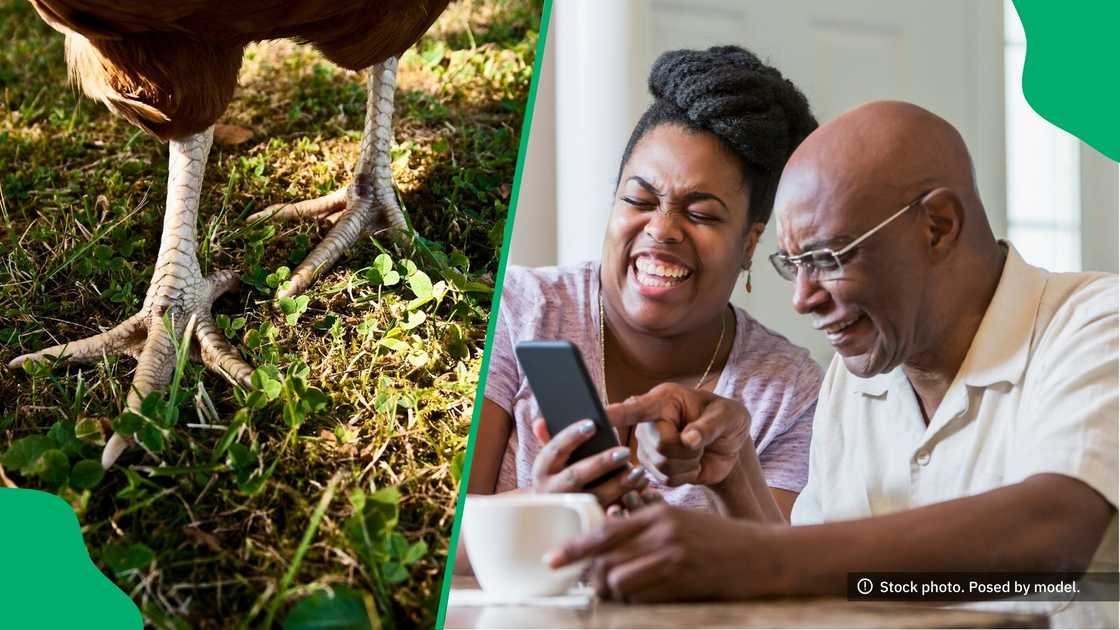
[680,398,748,451]
[606,383,707,429]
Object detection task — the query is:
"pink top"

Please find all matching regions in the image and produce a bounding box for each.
[484,263,822,512]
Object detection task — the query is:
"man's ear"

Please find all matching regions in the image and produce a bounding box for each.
[919,188,963,262]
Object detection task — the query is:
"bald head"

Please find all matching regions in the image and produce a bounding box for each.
[772,100,1007,379]
[777,101,987,240]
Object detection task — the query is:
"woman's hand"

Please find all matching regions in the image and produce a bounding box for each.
[530,417,651,508]
[609,383,751,487]
[605,488,663,519]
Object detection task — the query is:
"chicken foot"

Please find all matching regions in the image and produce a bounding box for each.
[9,127,253,468]
[248,58,406,298]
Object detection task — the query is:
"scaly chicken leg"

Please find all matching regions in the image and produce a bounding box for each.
[248,59,405,298]
[9,127,253,467]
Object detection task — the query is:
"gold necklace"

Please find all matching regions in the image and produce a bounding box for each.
[597,291,727,405]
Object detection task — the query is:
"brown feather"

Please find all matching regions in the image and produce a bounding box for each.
[30,0,451,139]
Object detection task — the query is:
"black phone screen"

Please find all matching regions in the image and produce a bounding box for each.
[514,340,621,472]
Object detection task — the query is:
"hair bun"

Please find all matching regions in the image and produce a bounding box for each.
[648,45,815,175]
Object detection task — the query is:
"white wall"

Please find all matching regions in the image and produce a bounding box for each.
[507,13,557,268]
[509,0,1118,368]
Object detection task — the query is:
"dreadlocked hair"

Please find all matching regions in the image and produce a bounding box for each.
[617,45,817,225]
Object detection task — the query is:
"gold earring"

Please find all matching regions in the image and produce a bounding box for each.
[745,267,753,293]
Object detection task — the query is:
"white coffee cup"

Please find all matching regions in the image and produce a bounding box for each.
[462,493,605,599]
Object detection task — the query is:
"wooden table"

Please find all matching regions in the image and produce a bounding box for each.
[444,576,1049,629]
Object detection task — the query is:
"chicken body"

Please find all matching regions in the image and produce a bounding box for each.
[31,0,445,137]
[12,0,449,466]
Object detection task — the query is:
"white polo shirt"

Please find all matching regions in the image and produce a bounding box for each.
[791,244,1118,628]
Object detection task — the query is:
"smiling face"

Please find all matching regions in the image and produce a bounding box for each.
[601,124,762,336]
[771,100,993,380]
[773,166,932,377]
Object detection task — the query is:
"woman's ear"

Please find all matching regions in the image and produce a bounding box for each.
[742,222,766,267]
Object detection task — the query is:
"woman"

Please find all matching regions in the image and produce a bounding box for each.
[470,45,820,521]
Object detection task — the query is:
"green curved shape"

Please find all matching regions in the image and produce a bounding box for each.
[1014,0,1120,161]
[0,489,141,628]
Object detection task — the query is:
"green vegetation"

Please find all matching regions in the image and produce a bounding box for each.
[0,0,540,627]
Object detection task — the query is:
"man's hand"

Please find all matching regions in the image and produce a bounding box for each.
[608,383,751,487]
[545,502,778,602]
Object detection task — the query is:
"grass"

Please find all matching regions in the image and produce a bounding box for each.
[0,0,541,627]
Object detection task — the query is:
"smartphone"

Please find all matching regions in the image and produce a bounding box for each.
[514,341,621,477]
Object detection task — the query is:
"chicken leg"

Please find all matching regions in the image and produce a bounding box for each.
[248,58,406,298]
[9,127,254,468]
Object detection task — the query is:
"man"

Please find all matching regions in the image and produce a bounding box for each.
[547,101,1117,628]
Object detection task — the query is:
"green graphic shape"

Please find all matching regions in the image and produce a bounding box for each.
[0,489,141,628]
[1014,0,1120,161]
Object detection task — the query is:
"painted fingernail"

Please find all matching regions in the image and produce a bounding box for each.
[612,448,631,462]
[623,491,641,510]
[580,420,596,434]
[625,467,644,482]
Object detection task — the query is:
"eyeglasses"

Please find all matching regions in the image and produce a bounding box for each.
[769,192,929,282]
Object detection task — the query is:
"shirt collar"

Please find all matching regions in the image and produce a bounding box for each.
[957,242,1046,388]
[850,369,899,397]
[851,242,1046,395]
